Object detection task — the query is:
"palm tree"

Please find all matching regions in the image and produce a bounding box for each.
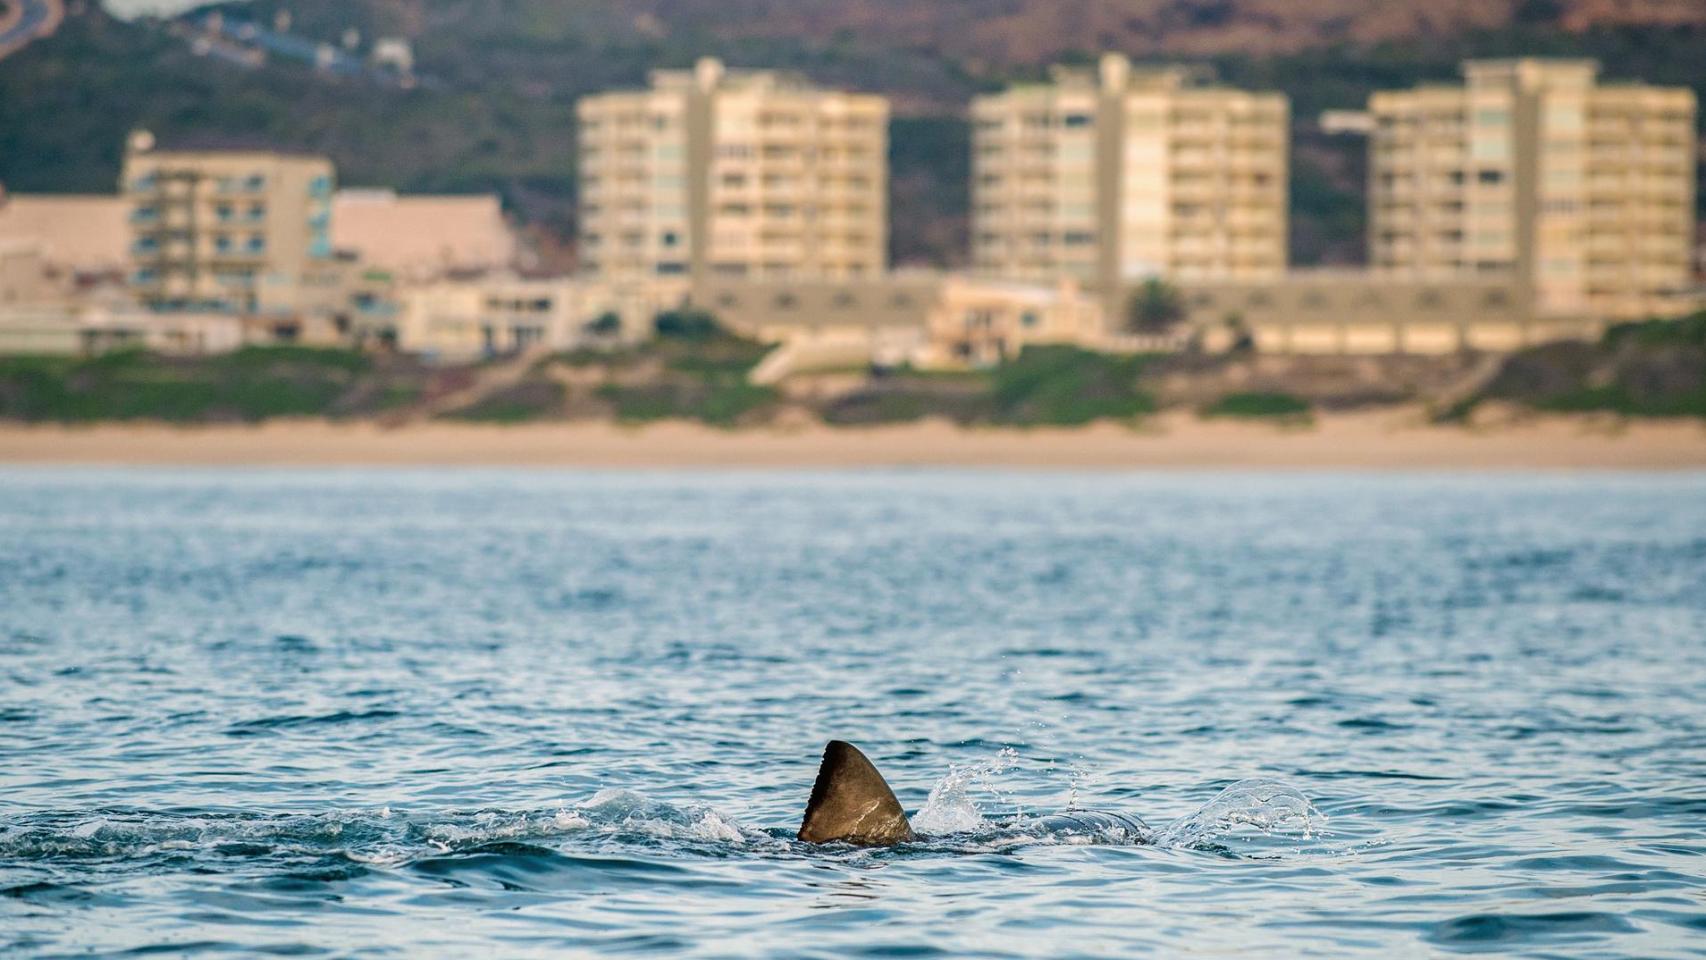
[1125,278,1185,333]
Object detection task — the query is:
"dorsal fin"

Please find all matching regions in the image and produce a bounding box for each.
[798,740,915,846]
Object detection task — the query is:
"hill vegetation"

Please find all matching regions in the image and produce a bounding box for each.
[1,2,1704,267]
[6,312,1702,427]
[1453,313,1706,420]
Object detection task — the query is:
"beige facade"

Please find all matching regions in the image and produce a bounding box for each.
[578,58,888,285]
[0,243,54,307]
[972,55,1288,315]
[330,189,518,280]
[121,133,336,313]
[697,273,939,344]
[921,278,1104,367]
[1369,58,1697,320]
[0,193,129,275]
[254,257,399,341]
[691,273,1102,374]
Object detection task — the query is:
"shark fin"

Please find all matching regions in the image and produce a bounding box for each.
[797,740,916,846]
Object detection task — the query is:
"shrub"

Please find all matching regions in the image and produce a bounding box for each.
[989,346,1157,425]
[1201,392,1313,420]
[653,309,723,340]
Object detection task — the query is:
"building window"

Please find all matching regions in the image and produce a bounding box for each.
[774,293,799,310]
[656,262,688,276]
[247,235,266,253]
[215,234,233,253]
[1477,169,1505,185]
[1062,113,1093,128]
[662,231,679,247]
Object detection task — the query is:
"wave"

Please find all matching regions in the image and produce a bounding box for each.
[0,760,1330,871]
[909,752,1327,851]
[0,794,762,870]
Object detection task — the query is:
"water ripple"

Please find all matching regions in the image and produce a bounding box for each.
[2,469,1704,958]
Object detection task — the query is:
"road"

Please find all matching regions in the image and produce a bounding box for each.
[0,0,63,61]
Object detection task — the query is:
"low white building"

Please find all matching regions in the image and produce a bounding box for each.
[396,276,665,361]
[0,303,244,356]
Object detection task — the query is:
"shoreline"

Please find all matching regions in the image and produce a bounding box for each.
[1,409,1705,470]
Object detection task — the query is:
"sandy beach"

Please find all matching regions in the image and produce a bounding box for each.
[1,408,1703,469]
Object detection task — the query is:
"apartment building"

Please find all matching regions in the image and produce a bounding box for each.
[1369,58,1697,319]
[121,131,335,312]
[576,58,888,286]
[971,54,1289,315]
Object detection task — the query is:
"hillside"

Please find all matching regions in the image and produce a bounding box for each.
[201,0,1706,64]
[1455,313,1706,421]
[8,313,1703,428]
[1,2,1704,267]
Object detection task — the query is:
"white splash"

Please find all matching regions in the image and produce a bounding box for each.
[573,788,754,843]
[911,747,1019,835]
[1155,778,1328,848]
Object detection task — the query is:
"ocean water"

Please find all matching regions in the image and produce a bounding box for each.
[2,469,1704,958]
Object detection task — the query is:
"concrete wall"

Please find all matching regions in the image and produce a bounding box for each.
[1175,273,1604,355]
[694,273,944,344]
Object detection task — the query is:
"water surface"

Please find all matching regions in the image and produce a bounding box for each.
[3,469,1704,957]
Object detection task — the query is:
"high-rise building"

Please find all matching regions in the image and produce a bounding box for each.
[1369,58,1697,319]
[971,54,1289,315]
[576,58,888,286]
[121,132,335,312]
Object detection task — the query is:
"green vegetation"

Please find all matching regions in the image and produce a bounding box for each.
[1452,312,1706,420]
[653,309,723,340]
[441,381,566,423]
[598,380,778,427]
[989,346,1157,425]
[1201,391,1313,422]
[1126,280,1186,334]
[0,347,374,423]
[585,312,623,337]
[824,346,1157,427]
[595,318,780,426]
[1603,312,1706,350]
